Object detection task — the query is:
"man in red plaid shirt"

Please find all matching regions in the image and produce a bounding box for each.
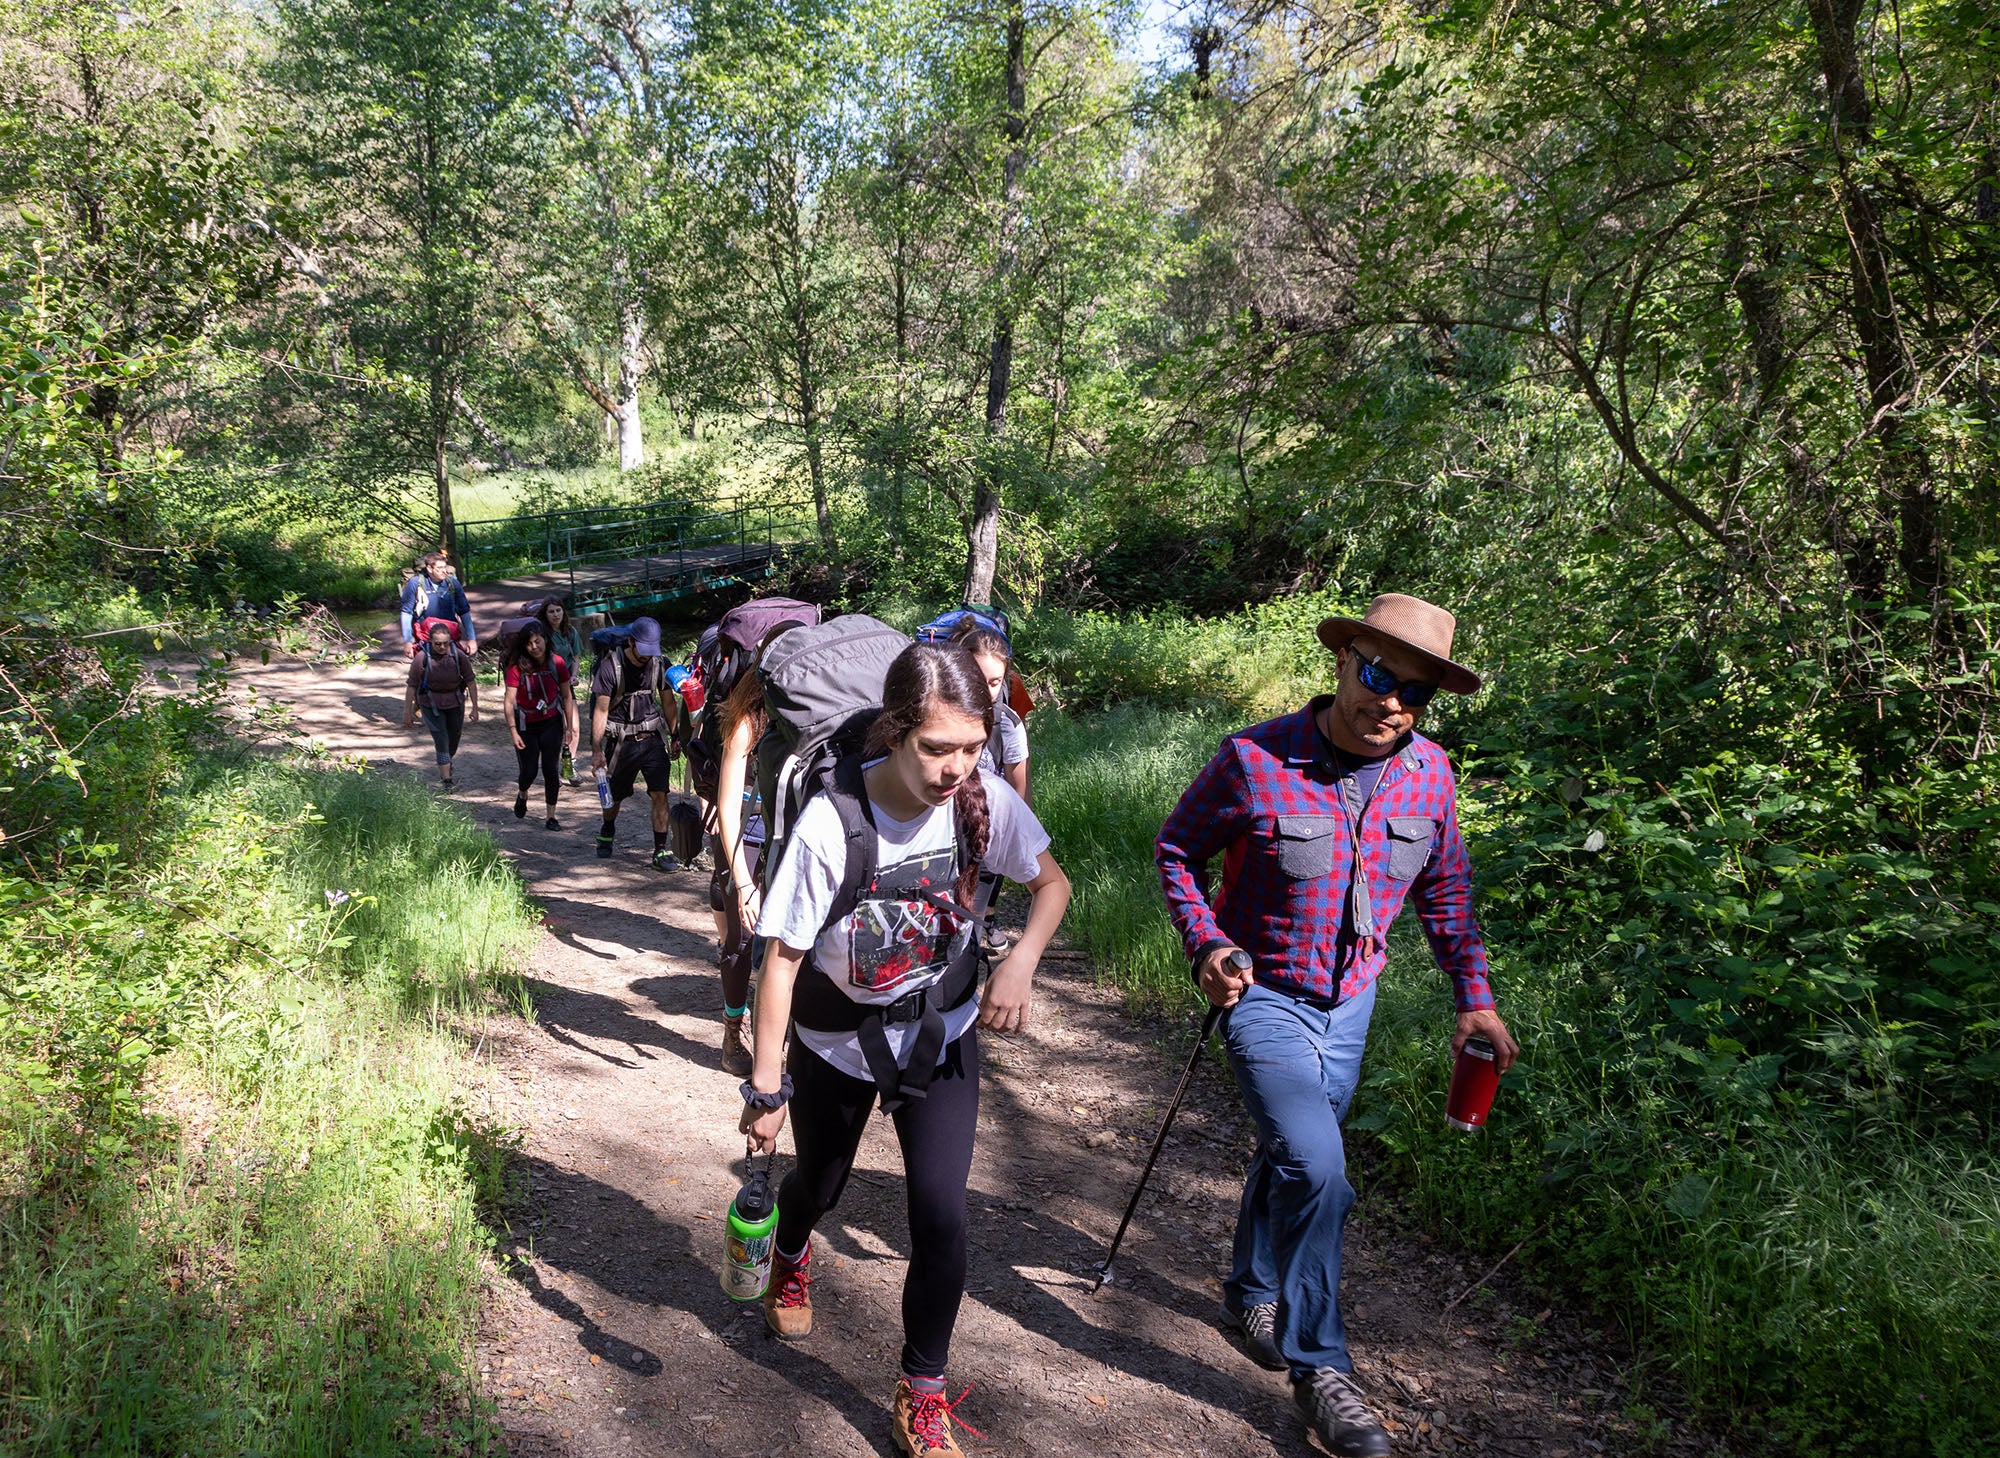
[1156,593,1518,1457]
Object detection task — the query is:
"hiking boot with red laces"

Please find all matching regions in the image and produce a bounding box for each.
[763,1243,812,1339]
[720,1015,753,1077]
[892,1376,982,1458]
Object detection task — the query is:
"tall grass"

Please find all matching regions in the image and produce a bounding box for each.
[1,753,539,1455]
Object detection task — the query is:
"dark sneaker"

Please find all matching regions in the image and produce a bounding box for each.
[1293,1367,1392,1458]
[1221,1297,1285,1370]
[721,1015,752,1077]
[892,1376,981,1458]
[544,815,561,831]
[595,833,615,859]
[982,921,1011,955]
[763,1245,813,1339]
[651,848,680,873]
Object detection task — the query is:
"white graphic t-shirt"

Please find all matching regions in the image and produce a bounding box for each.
[759,767,1050,1081]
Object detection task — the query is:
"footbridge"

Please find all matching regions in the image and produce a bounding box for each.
[452,496,812,620]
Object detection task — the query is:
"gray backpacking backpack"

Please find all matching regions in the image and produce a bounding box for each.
[753,613,912,893]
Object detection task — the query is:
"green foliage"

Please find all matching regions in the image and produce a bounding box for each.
[0,690,539,1454]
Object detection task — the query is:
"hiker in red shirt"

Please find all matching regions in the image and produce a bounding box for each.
[1156,593,1518,1457]
[502,621,578,829]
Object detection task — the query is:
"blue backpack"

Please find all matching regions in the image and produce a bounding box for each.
[914,606,1011,649]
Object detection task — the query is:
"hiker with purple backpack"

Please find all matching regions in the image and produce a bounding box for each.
[736,627,1071,1458]
[696,598,821,1076]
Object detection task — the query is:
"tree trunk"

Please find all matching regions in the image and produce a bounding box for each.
[963,3,1028,609]
[434,431,456,557]
[616,292,645,472]
[1804,0,1942,620]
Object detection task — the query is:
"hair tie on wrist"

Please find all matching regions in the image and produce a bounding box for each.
[740,1075,793,1111]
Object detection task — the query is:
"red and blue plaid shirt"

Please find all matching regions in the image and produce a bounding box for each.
[1155,698,1495,1012]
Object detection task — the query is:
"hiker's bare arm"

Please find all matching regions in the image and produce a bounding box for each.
[716,714,760,919]
[464,671,480,723]
[740,941,805,1152]
[589,697,610,770]
[504,684,523,749]
[978,850,1070,1035]
[562,684,580,748]
[1004,757,1030,805]
[402,679,416,727]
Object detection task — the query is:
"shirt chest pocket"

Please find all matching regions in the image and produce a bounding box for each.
[1385,815,1435,881]
[1274,813,1338,880]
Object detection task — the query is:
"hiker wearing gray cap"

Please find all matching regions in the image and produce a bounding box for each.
[1155,592,1518,1457]
[588,616,682,869]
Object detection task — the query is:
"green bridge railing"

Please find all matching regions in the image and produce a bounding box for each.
[452,496,815,614]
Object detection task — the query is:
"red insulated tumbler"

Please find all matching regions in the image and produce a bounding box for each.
[1446,1035,1500,1131]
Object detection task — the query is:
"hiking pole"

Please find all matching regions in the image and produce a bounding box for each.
[1090,950,1248,1293]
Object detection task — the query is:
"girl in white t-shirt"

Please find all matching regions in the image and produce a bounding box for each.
[739,642,1071,1458]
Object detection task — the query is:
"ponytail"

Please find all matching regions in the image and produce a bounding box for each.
[864,642,996,909]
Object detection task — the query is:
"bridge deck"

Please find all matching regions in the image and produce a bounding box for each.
[463,541,784,626]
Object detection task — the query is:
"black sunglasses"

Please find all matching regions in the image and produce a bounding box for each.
[1354,653,1440,707]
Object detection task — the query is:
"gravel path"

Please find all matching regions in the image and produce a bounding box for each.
[235,637,1718,1458]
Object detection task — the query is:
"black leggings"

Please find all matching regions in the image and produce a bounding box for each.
[776,1030,980,1380]
[514,716,563,803]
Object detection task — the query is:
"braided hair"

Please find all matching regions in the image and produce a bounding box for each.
[864,643,995,909]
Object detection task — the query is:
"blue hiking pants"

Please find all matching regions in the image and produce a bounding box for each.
[1222,979,1376,1379]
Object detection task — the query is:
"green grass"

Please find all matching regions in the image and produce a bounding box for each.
[1,753,540,1455]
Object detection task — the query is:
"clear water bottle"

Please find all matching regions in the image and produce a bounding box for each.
[595,766,614,810]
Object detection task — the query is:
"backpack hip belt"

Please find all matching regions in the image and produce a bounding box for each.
[791,939,983,1114]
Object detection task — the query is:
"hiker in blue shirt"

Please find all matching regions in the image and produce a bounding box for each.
[400,552,478,657]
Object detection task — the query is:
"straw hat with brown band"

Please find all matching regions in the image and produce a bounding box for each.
[1315,592,1482,696]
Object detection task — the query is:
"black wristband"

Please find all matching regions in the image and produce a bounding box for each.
[740,1074,793,1111]
[1191,938,1234,984]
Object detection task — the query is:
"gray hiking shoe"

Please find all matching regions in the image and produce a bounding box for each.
[1220,1298,1285,1370]
[1293,1367,1391,1458]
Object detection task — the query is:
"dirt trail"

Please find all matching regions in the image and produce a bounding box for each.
[237,633,1707,1458]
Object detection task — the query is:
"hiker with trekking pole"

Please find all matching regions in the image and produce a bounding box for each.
[1153,593,1518,1458]
[399,550,478,658]
[734,629,1071,1458]
[587,616,682,869]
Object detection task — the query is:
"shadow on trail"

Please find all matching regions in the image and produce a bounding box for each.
[502,1156,899,1456]
[528,979,728,1073]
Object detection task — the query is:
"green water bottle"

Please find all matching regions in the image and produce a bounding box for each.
[721,1149,779,1302]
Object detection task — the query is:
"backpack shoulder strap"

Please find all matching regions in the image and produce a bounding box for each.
[820,755,879,930]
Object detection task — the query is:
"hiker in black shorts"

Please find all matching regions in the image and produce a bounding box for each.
[740,642,1073,1458]
[588,617,682,870]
